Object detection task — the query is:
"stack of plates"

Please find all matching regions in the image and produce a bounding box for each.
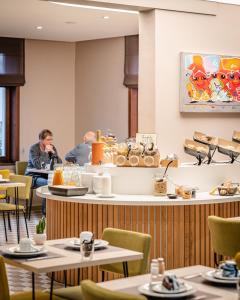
[2,246,47,258]
[65,239,109,250]
[138,282,196,298]
[202,270,240,284]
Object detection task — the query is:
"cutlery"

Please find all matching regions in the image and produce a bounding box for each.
[26,256,60,262]
[184,273,202,279]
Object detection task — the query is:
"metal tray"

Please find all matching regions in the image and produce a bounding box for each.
[48,185,88,197]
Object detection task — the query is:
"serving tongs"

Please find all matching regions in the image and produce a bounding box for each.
[218,138,240,164]
[232,131,240,144]
[184,139,209,166]
[193,131,218,164]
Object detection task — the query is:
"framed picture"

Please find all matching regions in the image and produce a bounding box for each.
[180,52,240,112]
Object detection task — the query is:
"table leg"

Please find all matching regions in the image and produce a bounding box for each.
[50,272,55,300]
[32,272,35,300]
[15,187,20,243]
[64,270,67,288]
[122,262,129,277]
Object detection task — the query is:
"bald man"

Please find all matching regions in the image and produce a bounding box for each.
[65,131,96,166]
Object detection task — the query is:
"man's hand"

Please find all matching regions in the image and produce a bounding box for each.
[45,144,55,154]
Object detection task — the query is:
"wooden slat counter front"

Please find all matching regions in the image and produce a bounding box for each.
[37,187,240,284]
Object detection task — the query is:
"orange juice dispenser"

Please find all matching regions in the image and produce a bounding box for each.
[92,130,104,165]
[52,168,64,185]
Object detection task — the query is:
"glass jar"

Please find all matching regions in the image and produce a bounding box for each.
[52,167,64,185]
[150,259,159,286]
[158,257,165,279]
[154,175,167,196]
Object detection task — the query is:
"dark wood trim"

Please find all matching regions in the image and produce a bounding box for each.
[10,87,20,162]
[128,88,138,138]
[0,86,20,164]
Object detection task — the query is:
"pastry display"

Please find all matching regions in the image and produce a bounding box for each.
[160,153,179,168]
[217,181,239,196]
[184,139,209,165]
[193,131,218,149]
[218,138,240,163]
[114,140,160,168]
[162,275,181,291]
[232,131,240,143]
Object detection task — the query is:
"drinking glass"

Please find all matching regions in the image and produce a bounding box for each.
[80,241,94,261]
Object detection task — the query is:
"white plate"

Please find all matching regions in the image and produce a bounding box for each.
[202,270,239,284]
[213,270,240,282]
[66,239,109,250]
[3,246,47,258]
[14,247,40,254]
[97,194,115,198]
[138,283,196,298]
[152,282,190,294]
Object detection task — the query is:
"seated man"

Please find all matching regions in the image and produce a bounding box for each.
[26,129,62,216]
[65,131,96,166]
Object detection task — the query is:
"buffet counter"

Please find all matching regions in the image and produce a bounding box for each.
[37,184,240,285]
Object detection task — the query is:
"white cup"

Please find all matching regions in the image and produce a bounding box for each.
[19,238,34,252]
[80,231,93,244]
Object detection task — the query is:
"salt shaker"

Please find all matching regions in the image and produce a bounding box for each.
[158,257,165,279]
[150,259,159,287]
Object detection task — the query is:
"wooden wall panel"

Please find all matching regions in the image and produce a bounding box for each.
[46,199,240,285]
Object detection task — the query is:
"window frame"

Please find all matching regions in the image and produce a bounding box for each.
[0,86,19,164]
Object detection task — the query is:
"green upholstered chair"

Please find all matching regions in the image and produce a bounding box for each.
[0,169,10,201]
[81,280,147,300]
[100,228,151,279]
[7,175,33,219]
[0,256,63,300]
[208,216,240,265]
[15,161,28,175]
[53,286,83,300]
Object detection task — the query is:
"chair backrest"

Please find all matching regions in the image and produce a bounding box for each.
[0,256,10,300]
[208,216,240,257]
[0,169,10,179]
[15,161,28,175]
[81,280,147,300]
[100,228,151,276]
[7,175,32,201]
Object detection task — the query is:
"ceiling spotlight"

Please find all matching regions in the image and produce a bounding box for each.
[36,26,43,30]
[65,21,77,24]
[103,16,110,19]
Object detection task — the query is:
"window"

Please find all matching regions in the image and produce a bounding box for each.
[0,87,6,157]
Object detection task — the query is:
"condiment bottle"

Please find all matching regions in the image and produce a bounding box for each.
[150,259,159,286]
[158,257,165,279]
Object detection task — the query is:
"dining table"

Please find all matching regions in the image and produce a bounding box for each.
[0,238,143,300]
[98,265,239,299]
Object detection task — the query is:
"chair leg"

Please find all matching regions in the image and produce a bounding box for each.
[2,212,8,242]
[101,271,105,282]
[25,200,29,218]
[64,270,67,288]
[7,212,12,231]
[29,189,33,221]
[23,211,29,238]
[77,268,81,285]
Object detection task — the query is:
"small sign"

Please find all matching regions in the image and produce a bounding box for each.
[136,133,157,146]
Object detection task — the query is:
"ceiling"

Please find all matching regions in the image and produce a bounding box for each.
[0,0,139,42]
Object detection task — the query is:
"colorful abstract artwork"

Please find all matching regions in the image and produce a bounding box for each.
[180,53,240,112]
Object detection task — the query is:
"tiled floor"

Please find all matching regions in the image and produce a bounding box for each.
[0,208,63,294]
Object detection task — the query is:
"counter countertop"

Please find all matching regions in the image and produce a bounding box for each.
[37,186,240,206]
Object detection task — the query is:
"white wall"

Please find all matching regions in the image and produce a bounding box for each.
[20,39,76,161]
[75,37,128,144]
[139,4,240,162]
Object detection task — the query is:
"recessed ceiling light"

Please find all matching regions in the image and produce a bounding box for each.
[103,16,110,19]
[36,26,43,30]
[65,21,77,24]
[49,1,139,14]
